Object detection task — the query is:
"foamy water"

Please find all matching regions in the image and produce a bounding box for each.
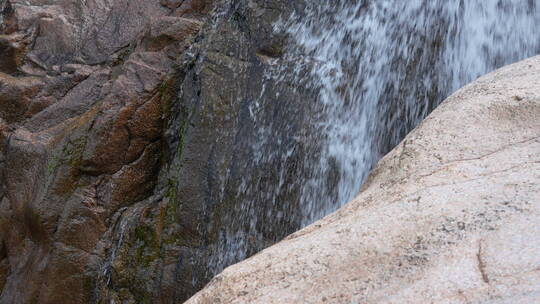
[285,0,540,224]
[207,0,540,277]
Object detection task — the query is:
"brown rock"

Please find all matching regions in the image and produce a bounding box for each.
[0,0,211,302]
[175,0,213,18]
[0,73,43,123]
[0,34,26,74]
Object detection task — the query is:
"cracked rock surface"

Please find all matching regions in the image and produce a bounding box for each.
[0,0,317,302]
[0,0,213,302]
[186,56,540,304]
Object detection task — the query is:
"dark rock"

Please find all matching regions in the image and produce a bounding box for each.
[0,0,319,302]
[112,0,318,301]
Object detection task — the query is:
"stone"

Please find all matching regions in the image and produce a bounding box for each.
[186,55,540,304]
[1,0,314,301]
[0,0,212,302]
[3,0,537,302]
[175,0,213,18]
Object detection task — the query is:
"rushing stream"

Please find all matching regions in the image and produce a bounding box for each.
[285,0,540,225]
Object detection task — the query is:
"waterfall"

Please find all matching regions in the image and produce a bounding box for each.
[202,0,540,279]
[283,0,540,225]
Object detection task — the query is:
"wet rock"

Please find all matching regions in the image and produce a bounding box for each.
[0,0,311,301]
[186,56,540,304]
[93,0,319,302]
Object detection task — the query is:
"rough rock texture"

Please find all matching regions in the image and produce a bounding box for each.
[101,0,317,300]
[0,0,318,302]
[158,0,313,280]
[186,56,540,303]
[0,0,214,302]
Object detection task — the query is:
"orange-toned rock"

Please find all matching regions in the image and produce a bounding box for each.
[0,0,211,302]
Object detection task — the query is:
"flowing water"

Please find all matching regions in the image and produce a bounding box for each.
[204,0,540,279]
[284,0,540,225]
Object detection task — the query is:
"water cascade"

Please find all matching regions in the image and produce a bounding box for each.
[192,0,540,286]
[285,0,540,224]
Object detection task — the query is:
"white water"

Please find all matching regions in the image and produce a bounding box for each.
[205,0,540,278]
[284,0,540,224]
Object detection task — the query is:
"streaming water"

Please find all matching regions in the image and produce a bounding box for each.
[204,0,540,279]
[285,0,540,225]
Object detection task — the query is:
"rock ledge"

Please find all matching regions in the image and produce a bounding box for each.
[187,56,540,304]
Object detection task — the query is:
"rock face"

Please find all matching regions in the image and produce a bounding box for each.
[186,56,540,303]
[0,0,213,302]
[92,0,317,301]
[2,0,538,302]
[0,0,317,302]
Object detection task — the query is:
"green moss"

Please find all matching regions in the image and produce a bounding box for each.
[133,292,152,304]
[112,44,135,67]
[133,225,161,267]
[66,137,86,169]
[159,80,174,118]
[46,136,89,195]
[47,154,61,176]
[165,177,178,200]
[176,105,189,161]
[47,136,87,176]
